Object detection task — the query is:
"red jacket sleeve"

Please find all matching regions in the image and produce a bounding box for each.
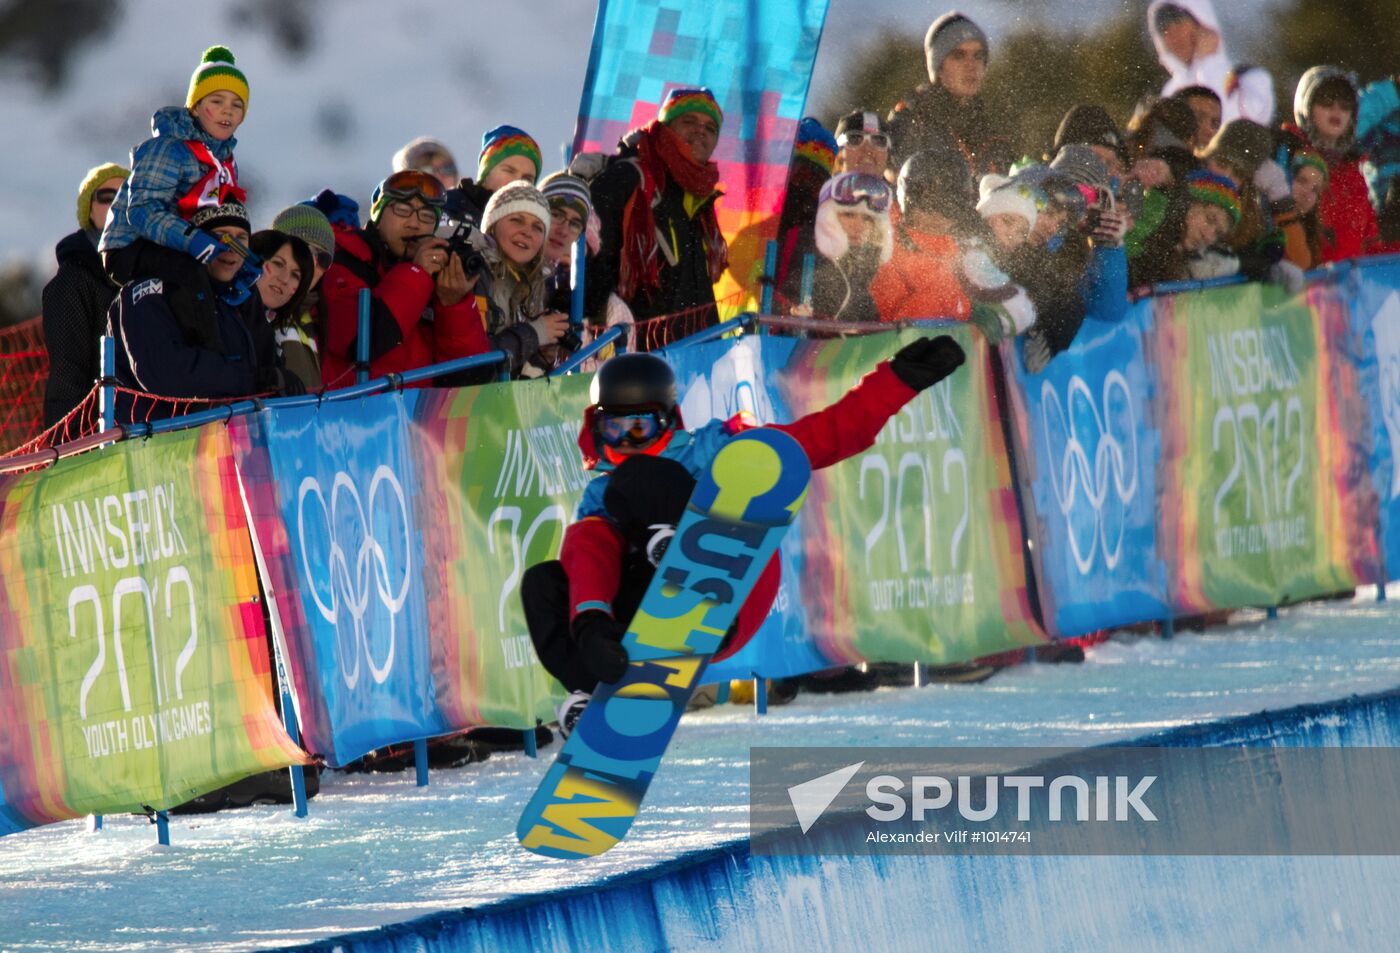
[773,361,917,470]
[560,516,627,621]
[431,294,490,363]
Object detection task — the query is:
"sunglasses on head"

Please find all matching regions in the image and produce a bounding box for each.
[92,188,119,205]
[827,173,892,212]
[313,248,334,271]
[596,408,667,447]
[838,131,889,149]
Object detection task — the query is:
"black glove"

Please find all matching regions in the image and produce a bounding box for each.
[572,610,629,684]
[889,335,966,391]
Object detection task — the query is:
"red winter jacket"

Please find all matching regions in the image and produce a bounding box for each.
[1281,124,1379,264]
[560,361,918,662]
[870,224,971,322]
[319,225,489,388]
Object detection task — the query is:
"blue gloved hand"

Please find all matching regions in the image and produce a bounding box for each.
[188,229,222,265]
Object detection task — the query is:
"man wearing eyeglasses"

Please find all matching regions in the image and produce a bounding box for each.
[319,170,490,387]
[886,11,1016,177]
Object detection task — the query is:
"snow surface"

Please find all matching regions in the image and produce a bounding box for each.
[4,596,1400,952]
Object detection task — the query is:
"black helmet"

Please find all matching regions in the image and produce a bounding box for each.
[590,352,678,413]
[896,147,975,220]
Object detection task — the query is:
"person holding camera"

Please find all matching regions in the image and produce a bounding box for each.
[318,170,490,388]
[474,180,572,379]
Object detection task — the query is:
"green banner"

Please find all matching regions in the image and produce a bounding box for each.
[415,377,595,729]
[780,327,1045,664]
[1157,283,1356,611]
[0,426,307,830]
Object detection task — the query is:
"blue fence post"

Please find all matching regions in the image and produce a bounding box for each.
[88,814,102,832]
[571,233,586,330]
[414,739,429,787]
[99,335,115,433]
[1267,607,1279,620]
[356,288,371,384]
[799,253,815,309]
[913,662,926,687]
[1162,617,1175,639]
[1379,585,1388,603]
[760,240,779,315]
[155,811,170,846]
[714,680,731,705]
[268,624,308,818]
[754,677,768,716]
[523,726,538,759]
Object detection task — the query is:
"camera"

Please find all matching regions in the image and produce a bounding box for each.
[433,191,492,280]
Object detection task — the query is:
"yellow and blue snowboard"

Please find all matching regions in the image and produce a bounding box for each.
[516,427,811,859]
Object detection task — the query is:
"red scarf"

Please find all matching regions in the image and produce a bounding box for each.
[618,120,728,300]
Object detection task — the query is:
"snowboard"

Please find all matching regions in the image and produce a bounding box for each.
[516,426,811,859]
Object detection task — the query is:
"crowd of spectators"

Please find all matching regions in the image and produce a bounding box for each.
[36,4,1400,427]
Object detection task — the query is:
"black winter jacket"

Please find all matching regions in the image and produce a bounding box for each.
[41,229,118,427]
[886,83,1017,177]
[585,142,721,340]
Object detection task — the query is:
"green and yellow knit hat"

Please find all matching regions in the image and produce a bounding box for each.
[477,125,542,184]
[658,87,723,131]
[1185,169,1242,227]
[76,162,129,229]
[186,45,249,112]
[1291,148,1330,186]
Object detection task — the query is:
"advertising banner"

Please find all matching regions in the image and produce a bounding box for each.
[0,426,306,833]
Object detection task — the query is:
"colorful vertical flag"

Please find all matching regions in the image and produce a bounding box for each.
[572,0,831,315]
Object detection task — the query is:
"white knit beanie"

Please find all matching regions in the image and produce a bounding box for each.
[482,180,551,236]
[976,174,1038,231]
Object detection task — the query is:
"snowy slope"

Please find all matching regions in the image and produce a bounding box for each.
[3,596,1400,952]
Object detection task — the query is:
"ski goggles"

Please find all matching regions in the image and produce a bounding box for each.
[822,172,892,213]
[377,170,447,209]
[837,131,889,150]
[596,409,667,447]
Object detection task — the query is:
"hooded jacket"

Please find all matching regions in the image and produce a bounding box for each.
[1148,0,1232,103]
[99,106,240,257]
[41,229,118,426]
[558,360,918,662]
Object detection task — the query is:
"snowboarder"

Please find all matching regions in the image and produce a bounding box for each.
[521,336,968,734]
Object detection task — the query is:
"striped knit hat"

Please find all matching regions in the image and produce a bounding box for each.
[1291,148,1330,186]
[1185,169,1242,226]
[186,45,249,111]
[793,117,838,174]
[76,162,129,229]
[658,87,723,131]
[477,125,542,184]
[540,171,593,220]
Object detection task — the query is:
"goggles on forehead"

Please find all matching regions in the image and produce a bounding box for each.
[824,173,892,213]
[837,131,889,150]
[596,408,668,448]
[379,170,447,208]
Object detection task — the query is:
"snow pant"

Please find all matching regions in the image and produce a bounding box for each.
[103,239,223,351]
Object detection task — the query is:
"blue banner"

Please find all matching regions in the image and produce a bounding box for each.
[1002,303,1170,636]
[1345,257,1400,581]
[247,392,452,766]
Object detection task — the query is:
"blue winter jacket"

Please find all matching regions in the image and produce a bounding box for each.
[99,106,237,258]
[1358,79,1400,214]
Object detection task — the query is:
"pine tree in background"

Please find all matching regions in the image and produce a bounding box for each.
[1261,0,1400,104]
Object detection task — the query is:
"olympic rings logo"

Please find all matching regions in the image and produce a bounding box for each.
[1040,371,1139,575]
[296,466,412,690]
